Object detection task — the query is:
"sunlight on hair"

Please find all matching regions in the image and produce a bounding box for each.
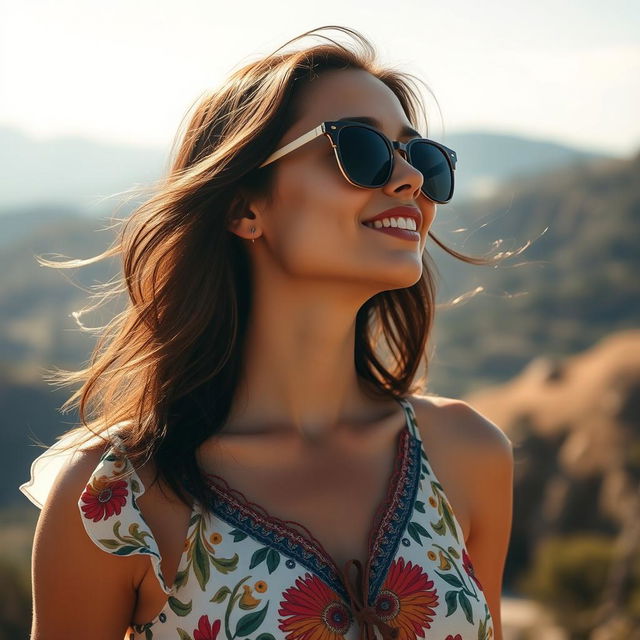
[449,286,485,306]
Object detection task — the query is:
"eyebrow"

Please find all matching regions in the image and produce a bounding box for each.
[336,116,422,139]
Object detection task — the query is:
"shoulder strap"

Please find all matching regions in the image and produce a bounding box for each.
[397,396,423,442]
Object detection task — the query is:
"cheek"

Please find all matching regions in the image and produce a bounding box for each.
[276,158,367,231]
[420,203,437,232]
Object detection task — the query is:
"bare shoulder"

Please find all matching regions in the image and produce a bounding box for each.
[406,393,513,459]
[31,441,145,638]
[405,394,514,639]
[46,442,109,508]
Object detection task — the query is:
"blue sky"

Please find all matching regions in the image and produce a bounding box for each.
[1,0,638,156]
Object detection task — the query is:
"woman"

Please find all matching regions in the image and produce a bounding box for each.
[20,25,513,640]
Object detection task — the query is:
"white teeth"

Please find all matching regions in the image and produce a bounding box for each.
[364,217,417,231]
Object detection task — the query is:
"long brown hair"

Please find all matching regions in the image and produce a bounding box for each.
[37,25,509,509]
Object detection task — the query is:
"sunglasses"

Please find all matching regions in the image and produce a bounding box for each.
[258,120,457,204]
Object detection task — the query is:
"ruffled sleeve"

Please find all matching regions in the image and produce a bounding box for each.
[19,428,173,596]
[19,426,123,509]
[76,433,173,595]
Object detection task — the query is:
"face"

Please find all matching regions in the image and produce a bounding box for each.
[236,68,437,295]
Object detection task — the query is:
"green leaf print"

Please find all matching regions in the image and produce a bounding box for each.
[168,595,193,617]
[211,585,232,603]
[478,603,492,640]
[414,500,426,514]
[458,590,474,625]
[193,536,211,590]
[431,517,447,536]
[179,514,240,591]
[235,602,270,637]
[130,522,155,545]
[407,521,432,546]
[145,628,153,640]
[430,481,460,543]
[265,548,280,574]
[211,554,240,573]
[249,547,269,569]
[230,528,249,542]
[101,519,154,553]
[444,589,458,616]
[478,617,487,640]
[176,628,191,640]
[112,545,146,556]
[435,571,463,588]
[442,504,460,544]
[97,538,123,550]
[174,567,189,590]
[432,543,480,600]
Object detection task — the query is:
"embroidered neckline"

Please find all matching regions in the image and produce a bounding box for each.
[198,399,422,605]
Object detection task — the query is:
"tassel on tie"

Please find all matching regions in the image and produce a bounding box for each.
[341,558,399,640]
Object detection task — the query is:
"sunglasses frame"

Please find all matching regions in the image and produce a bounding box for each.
[258,120,458,204]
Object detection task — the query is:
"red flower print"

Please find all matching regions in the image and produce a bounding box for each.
[80,474,129,522]
[462,549,483,590]
[193,615,221,640]
[375,557,439,639]
[445,635,462,640]
[278,573,351,639]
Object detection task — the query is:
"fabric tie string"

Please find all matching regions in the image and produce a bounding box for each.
[341,558,399,640]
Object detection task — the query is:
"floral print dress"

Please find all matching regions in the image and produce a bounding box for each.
[20,397,493,640]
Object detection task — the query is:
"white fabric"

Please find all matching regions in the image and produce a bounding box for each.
[18,423,130,510]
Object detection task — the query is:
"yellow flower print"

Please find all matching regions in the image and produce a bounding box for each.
[209,532,223,545]
[428,496,437,508]
[254,580,267,593]
[438,550,451,570]
[239,584,260,608]
[427,551,437,561]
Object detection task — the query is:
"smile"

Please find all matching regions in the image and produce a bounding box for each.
[362,216,420,241]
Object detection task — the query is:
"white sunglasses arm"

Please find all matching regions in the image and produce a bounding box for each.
[258,124,325,168]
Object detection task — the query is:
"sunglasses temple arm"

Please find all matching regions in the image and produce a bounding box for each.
[258,124,325,168]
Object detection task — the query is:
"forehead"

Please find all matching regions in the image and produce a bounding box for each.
[290,68,416,139]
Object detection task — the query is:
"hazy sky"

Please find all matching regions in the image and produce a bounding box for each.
[1,0,639,156]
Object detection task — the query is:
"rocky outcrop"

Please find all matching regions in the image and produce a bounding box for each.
[462,330,640,588]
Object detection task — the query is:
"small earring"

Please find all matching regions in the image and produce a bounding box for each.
[250,226,256,244]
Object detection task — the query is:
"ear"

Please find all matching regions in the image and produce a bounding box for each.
[226,190,262,242]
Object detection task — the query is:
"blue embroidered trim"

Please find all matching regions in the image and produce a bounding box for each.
[200,397,422,606]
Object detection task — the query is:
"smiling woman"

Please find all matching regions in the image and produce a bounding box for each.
[19,25,513,640]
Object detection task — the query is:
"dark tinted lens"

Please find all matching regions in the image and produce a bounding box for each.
[337,126,391,187]
[409,142,453,202]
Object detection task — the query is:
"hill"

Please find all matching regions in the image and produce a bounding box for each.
[0,124,616,216]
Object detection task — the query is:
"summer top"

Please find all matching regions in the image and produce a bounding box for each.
[19,397,494,640]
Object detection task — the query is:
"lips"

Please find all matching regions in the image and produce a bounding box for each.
[362,206,422,229]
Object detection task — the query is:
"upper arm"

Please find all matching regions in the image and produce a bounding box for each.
[449,400,514,640]
[31,446,145,640]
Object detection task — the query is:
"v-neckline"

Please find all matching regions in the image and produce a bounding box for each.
[197,397,423,606]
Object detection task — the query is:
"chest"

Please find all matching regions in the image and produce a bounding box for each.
[130,425,471,628]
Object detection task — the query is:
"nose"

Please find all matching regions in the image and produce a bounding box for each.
[382,149,423,201]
